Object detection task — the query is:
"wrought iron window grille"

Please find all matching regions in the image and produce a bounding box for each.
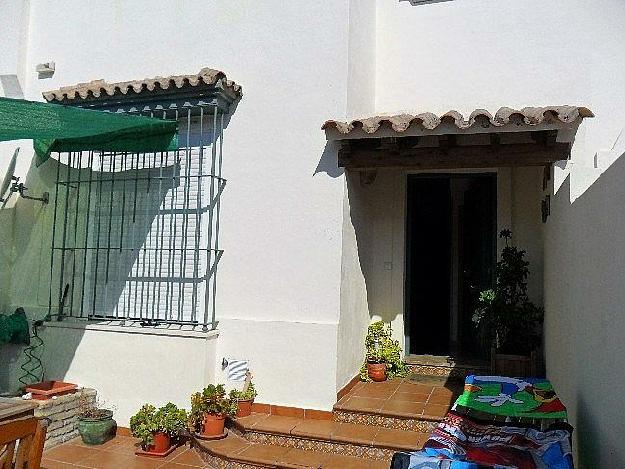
[47,105,227,331]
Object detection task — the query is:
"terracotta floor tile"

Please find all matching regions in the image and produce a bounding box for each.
[102,437,143,455]
[427,393,456,405]
[380,399,425,417]
[277,448,329,468]
[373,428,423,451]
[350,385,395,399]
[251,414,302,434]
[234,412,269,429]
[423,403,449,418]
[234,444,290,465]
[167,447,204,466]
[431,387,457,398]
[159,445,189,462]
[368,459,392,469]
[332,423,378,445]
[397,383,434,394]
[162,464,205,469]
[198,435,250,458]
[75,451,164,469]
[393,391,430,403]
[322,454,370,469]
[338,396,384,413]
[291,419,339,439]
[41,460,77,469]
[44,444,103,465]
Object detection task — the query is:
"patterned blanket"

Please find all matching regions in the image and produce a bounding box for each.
[454,376,567,421]
[419,411,573,469]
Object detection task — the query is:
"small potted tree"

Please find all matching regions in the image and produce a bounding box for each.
[473,230,544,376]
[360,321,409,382]
[77,393,116,445]
[231,374,258,418]
[189,384,237,438]
[129,403,187,457]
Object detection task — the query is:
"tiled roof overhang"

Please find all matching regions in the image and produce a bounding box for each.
[322,106,594,169]
[43,68,241,115]
[322,106,593,139]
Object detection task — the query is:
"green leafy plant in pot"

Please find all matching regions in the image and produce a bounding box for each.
[360,321,409,382]
[129,403,187,455]
[473,230,544,372]
[77,392,116,445]
[230,373,258,418]
[189,384,237,437]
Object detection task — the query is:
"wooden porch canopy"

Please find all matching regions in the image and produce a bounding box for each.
[322,106,593,170]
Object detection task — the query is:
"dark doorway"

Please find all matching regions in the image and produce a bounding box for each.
[405,174,497,358]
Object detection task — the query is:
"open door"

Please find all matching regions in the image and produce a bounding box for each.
[405,174,496,358]
[405,176,452,356]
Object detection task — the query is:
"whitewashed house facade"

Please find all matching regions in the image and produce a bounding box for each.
[1,1,624,466]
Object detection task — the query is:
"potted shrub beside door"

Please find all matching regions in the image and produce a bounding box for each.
[189,384,237,438]
[473,230,544,376]
[129,403,187,457]
[366,351,387,382]
[359,321,409,382]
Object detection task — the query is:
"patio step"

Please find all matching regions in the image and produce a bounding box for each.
[405,354,490,380]
[229,413,428,459]
[333,377,462,433]
[193,431,390,468]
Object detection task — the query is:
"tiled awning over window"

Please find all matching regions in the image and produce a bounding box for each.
[322,106,593,169]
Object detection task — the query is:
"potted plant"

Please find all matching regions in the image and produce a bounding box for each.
[129,403,187,456]
[77,393,117,445]
[360,321,409,382]
[473,230,544,376]
[366,349,387,382]
[231,375,258,418]
[189,384,237,437]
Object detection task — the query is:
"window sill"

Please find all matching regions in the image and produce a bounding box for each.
[40,319,219,339]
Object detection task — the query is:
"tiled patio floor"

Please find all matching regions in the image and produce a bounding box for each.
[42,435,204,469]
[335,376,463,419]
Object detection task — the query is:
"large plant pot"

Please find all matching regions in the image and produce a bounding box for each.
[77,410,116,445]
[236,399,254,418]
[367,362,387,382]
[491,347,539,377]
[202,413,226,436]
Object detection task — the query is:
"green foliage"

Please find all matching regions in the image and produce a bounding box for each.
[188,384,238,432]
[473,230,544,355]
[230,381,257,401]
[129,403,187,448]
[359,321,409,381]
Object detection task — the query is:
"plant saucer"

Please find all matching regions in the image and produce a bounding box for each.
[193,428,228,441]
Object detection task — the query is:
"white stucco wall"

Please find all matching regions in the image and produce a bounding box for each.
[0,0,353,413]
[375,2,625,466]
[335,0,377,391]
[36,324,217,426]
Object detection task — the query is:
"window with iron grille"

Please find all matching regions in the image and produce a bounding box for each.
[47,106,226,330]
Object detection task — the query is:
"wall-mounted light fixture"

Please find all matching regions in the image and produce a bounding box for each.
[36,62,55,79]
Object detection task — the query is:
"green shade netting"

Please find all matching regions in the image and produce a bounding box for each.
[0,97,178,166]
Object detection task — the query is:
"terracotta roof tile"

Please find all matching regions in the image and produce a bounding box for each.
[43,67,241,103]
[322,106,594,136]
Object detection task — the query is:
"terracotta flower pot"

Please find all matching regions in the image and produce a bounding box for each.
[236,399,254,418]
[147,432,171,454]
[202,413,226,436]
[367,362,387,382]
